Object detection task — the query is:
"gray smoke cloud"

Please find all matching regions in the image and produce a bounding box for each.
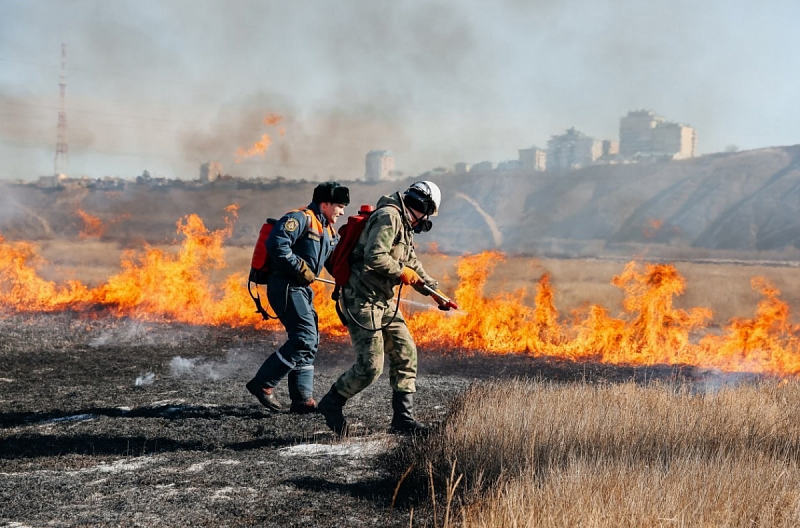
[0,183,55,236]
[454,192,503,247]
[135,372,155,386]
[168,349,259,381]
[0,0,798,181]
[88,321,209,348]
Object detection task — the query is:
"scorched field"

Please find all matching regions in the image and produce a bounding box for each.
[3,209,800,526]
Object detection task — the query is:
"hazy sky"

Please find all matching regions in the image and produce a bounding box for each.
[1,0,798,181]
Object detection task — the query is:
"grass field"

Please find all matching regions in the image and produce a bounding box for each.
[402,379,800,527]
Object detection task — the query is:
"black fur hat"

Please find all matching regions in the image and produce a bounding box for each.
[313,181,350,205]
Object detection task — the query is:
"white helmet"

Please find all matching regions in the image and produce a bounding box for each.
[404,181,442,217]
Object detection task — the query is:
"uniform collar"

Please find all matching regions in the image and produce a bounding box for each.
[307,201,329,227]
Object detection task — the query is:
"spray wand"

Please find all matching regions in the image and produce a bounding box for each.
[315,278,461,312]
[421,284,460,311]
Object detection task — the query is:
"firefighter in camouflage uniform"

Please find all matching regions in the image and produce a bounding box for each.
[318,181,450,435]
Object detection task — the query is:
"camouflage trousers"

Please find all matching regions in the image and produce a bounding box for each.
[334,296,418,398]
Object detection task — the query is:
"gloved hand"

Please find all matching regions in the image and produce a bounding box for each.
[399,266,424,287]
[433,289,451,311]
[296,261,316,285]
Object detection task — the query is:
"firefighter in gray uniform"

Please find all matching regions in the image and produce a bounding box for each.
[246,182,349,414]
[318,181,450,435]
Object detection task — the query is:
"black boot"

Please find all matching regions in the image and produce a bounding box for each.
[245,378,283,412]
[289,398,318,414]
[318,384,348,436]
[247,353,292,412]
[288,367,318,414]
[389,392,428,436]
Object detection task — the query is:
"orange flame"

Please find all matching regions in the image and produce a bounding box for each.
[235,134,273,163]
[263,114,283,126]
[0,235,92,311]
[698,278,800,374]
[426,241,441,254]
[3,213,800,376]
[235,114,285,163]
[643,218,663,239]
[0,207,342,335]
[76,209,105,239]
[408,252,800,375]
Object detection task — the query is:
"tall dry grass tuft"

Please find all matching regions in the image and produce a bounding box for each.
[403,379,800,527]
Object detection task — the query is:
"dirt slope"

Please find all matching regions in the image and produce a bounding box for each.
[3,144,800,257]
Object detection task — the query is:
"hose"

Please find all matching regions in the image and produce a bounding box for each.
[339,284,403,332]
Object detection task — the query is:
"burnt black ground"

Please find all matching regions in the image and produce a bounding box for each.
[0,313,758,527]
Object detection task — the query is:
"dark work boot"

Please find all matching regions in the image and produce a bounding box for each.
[246,378,283,412]
[289,398,318,414]
[318,384,349,436]
[389,392,428,436]
[288,366,317,414]
[248,352,293,411]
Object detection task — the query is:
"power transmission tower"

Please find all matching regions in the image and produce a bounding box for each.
[54,43,69,176]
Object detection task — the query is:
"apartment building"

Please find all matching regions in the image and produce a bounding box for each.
[546,128,602,170]
[365,150,395,182]
[518,146,547,172]
[619,110,696,160]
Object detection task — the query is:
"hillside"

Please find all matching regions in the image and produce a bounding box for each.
[436,145,800,258]
[2,144,800,260]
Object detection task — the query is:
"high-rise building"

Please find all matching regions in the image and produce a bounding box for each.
[199,161,223,183]
[454,162,471,175]
[602,140,619,158]
[518,146,547,172]
[619,110,662,158]
[365,150,395,182]
[546,128,602,171]
[619,110,696,160]
[651,122,697,159]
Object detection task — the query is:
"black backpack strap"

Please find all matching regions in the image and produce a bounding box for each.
[332,286,348,327]
[248,280,275,320]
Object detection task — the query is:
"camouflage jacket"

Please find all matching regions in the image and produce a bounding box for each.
[344,192,438,304]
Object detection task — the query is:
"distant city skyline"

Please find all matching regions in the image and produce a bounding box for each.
[1,0,798,181]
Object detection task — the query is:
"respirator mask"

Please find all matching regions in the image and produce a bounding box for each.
[413,218,432,234]
[404,185,436,234]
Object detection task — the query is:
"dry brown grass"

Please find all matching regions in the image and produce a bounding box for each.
[407,379,800,527]
[35,239,124,286]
